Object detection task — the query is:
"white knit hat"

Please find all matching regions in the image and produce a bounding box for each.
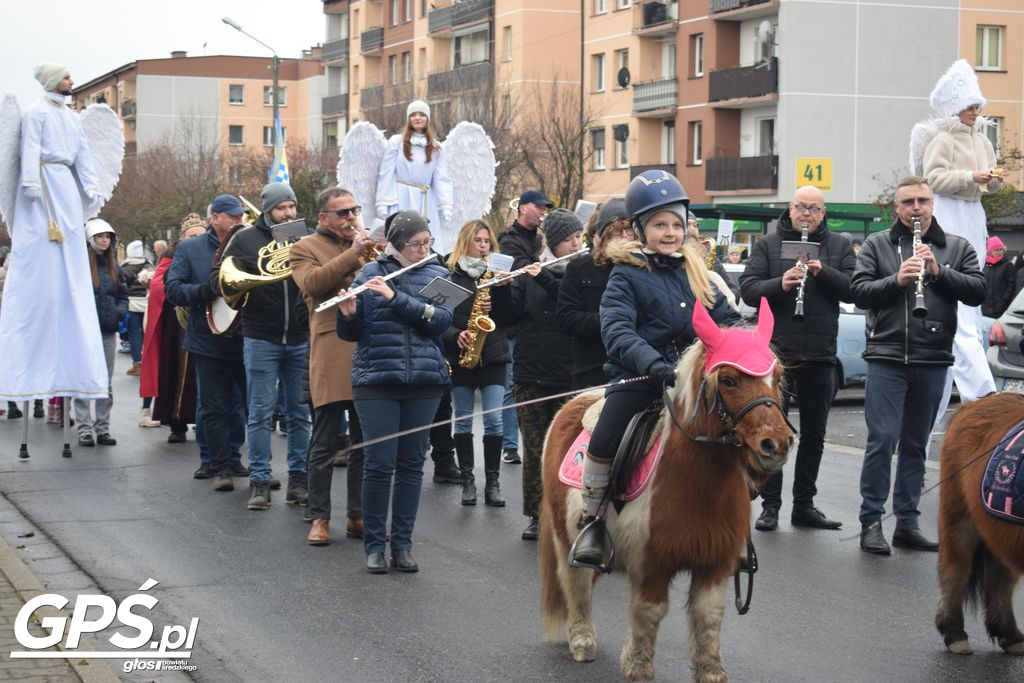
[33,62,69,92]
[929,59,986,117]
[406,100,430,121]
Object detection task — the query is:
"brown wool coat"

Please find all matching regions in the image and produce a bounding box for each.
[290,230,364,407]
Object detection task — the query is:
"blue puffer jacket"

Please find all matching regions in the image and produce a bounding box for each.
[336,254,453,388]
[600,248,740,385]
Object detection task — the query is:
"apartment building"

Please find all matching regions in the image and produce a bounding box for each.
[72,51,325,158]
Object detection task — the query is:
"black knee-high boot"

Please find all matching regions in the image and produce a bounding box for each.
[454,432,476,505]
[483,435,506,507]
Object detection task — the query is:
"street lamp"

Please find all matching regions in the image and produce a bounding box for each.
[221,16,280,151]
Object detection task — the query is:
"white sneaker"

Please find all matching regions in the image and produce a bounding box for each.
[138,408,161,428]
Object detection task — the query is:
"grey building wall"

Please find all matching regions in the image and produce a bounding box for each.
[135,75,221,153]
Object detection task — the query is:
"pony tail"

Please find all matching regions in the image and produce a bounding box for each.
[681,244,714,308]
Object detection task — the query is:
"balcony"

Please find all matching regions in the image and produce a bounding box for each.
[632,78,678,115]
[710,0,777,20]
[705,155,778,193]
[322,93,349,116]
[427,61,493,97]
[360,26,383,54]
[429,0,494,35]
[710,0,769,12]
[630,163,676,179]
[361,84,383,110]
[321,37,349,62]
[119,99,136,119]
[634,1,677,37]
[709,58,778,105]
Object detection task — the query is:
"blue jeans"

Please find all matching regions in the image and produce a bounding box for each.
[502,338,519,450]
[127,311,145,364]
[194,353,247,476]
[452,384,504,436]
[859,361,947,529]
[356,394,442,554]
[242,338,310,483]
[194,364,246,467]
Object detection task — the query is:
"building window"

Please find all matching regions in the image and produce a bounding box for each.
[389,55,398,84]
[662,41,676,79]
[418,48,427,78]
[324,122,338,150]
[662,119,675,165]
[618,0,631,8]
[689,121,702,165]
[592,53,606,92]
[391,0,399,26]
[592,128,606,170]
[985,116,1002,152]
[404,0,412,22]
[454,28,489,67]
[228,84,244,105]
[758,118,775,155]
[421,0,427,18]
[502,26,512,62]
[614,49,629,89]
[402,52,412,82]
[353,64,360,90]
[229,125,244,146]
[263,86,286,106]
[976,26,1004,70]
[616,135,629,169]
[595,0,607,14]
[692,34,704,78]
[263,126,285,147]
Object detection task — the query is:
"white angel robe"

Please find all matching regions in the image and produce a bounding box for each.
[376,133,455,255]
[0,92,108,400]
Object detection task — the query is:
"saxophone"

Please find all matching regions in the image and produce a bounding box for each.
[458,270,497,369]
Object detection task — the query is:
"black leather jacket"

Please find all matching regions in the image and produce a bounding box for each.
[851,218,985,366]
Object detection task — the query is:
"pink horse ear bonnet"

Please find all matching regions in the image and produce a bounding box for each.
[691,297,777,377]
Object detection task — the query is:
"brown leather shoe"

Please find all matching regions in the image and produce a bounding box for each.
[345,516,364,539]
[307,519,330,546]
[126,362,141,376]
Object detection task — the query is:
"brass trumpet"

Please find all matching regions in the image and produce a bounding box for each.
[218,255,293,310]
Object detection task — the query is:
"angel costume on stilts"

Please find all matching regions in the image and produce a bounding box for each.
[338,107,497,258]
[0,63,124,403]
[909,59,998,415]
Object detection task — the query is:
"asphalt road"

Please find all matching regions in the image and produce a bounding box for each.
[0,359,1022,682]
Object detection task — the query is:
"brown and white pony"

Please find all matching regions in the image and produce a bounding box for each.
[538,326,793,682]
[936,391,1024,655]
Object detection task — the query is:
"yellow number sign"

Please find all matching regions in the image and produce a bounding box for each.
[795,158,832,191]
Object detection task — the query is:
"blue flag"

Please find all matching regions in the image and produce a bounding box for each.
[268,110,289,183]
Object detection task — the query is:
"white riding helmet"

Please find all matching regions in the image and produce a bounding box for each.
[85,218,116,239]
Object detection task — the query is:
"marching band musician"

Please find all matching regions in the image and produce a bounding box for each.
[219,183,310,511]
[571,170,740,572]
[336,210,454,575]
[290,187,374,545]
[443,219,516,508]
[739,185,855,532]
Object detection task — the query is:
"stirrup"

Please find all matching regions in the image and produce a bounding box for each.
[568,516,614,574]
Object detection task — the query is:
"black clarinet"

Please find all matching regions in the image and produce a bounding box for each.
[793,223,809,322]
[912,216,927,319]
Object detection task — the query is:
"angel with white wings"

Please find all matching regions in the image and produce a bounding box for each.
[337,103,497,258]
[0,63,124,405]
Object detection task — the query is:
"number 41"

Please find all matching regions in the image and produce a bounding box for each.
[803,164,823,182]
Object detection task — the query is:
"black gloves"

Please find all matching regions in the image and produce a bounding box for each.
[649,362,677,387]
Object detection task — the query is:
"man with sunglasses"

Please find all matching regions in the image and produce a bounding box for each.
[851,177,985,555]
[290,187,377,544]
[740,185,856,533]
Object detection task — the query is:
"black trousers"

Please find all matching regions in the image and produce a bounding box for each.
[429,386,454,462]
[194,353,247,477]
[588,389,661,461]
[307,400,364,519]
[760,361,834,509]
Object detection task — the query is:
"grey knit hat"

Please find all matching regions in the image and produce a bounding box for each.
[385,210,430,250]
[543,208,582,248]
[260,182,297,214]
[595,198,627,237]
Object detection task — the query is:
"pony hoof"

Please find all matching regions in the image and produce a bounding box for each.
[621,658,655,682]
[694,666,728,683]
[1003,641,1024,656]
[946,640,972,655]
[570,637,597,663]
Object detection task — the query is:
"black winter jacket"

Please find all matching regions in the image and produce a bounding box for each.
[511,263,572,387]
[983,258,1015,318]
[498,221,556,337]
[851,218,985,366]
[92,252,129,334]
[739,213,855,363]
[555,253,610,379]
[442,265,515,387]
[221,215,309,345]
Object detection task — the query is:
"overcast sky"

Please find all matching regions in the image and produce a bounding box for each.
[4,1,325,107]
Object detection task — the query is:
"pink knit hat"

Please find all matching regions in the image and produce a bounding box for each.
[986,236,1006,264]
[692,297,777,377]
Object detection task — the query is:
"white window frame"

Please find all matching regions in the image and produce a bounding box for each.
[616,135,629,169]
[593,53,606,92]
[662,119,675,165]
[263,86,287,107]
[404,0,412,22]
[976,25,1004,70]
[228,125,244,146]
[402,51,412,83]
[693,34,704,78]
[617,0,631,9]
[690,121,702,166]
[263,126,285,147]
[389,54,398,84]
[453,27,490,68]
[502,26,512,62]
[592,128,606,170]
[662,41,676,80]
[595,0,607,14]
[984,116,1002,152]
[614,49,629,90]
[391,0,399,26]
[228,84,244,105]
[757,117,775,156]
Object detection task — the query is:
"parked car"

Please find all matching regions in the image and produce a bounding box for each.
[987,287,1024,393]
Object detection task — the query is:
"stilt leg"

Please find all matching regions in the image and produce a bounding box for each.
[61,397,71,458]
[19,401,29,459]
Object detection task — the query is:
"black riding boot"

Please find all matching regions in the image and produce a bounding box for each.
[482,435,506,507]
[454,432,476,506]
[571,516,613,573]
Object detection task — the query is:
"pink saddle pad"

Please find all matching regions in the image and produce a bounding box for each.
[558,429,664,502]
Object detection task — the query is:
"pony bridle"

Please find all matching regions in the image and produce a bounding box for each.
[663,376,797,448]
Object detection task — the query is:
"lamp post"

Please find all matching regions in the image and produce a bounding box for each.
[222,16,279,150]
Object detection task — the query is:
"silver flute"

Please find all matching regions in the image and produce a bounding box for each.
[314,253,436,312]
[912,216,928,318]
[476,248,590,289]
[793,223,809,322]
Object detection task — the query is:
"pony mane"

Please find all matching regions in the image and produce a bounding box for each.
[667,340,713,422]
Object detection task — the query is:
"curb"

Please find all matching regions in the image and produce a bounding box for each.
[0,533,121,683]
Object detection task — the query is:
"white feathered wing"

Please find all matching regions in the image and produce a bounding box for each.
[0,94,22,235]
[909,117,947,176]
[337,121,388,235]
[78,103,124,220]
[442,121,496,231]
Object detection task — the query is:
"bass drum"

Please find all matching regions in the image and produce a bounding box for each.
[206,296,240,335]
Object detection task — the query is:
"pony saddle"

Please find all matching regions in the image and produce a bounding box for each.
[982,419,1024,524]
[559,397,664,505]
